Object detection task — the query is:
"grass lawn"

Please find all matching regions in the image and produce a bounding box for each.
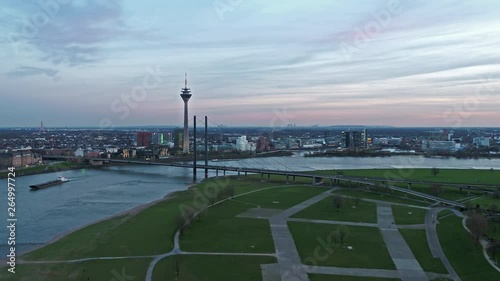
[152,255,276,281]
[289,222,395,269]
[392,205,428,225]
[437,214,500,281]
[332,189,429,207]
[487,221,500,240]
[437,209,453,219]
[399,229,447,273]
[180,200,275,253]
[246,173,313,184]
[236,185,328,209]
[469,196,500,210]
[0,258,151,281]
[392,183,484,201]
[316,168,500,185]
[310,274,401,281]
[292,196,377,223]
[23,179,281,260]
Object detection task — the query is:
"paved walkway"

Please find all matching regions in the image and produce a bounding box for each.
[269,190,333,281]
[20,183,468,281]
[287,218,378,228]
[377,204,429,281]
[304,265,400,278]
[425,207,462,281]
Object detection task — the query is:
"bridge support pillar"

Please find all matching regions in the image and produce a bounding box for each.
[330,179,333,187]
[408,183,412,190]
[223,170,226,177]
[293,175,296,183]
[216,169,218,177]
[245,171,247,178]
[467,186,470,196]
[261,173,264,182]
[286,175,289,184]
[312,176,316,185]
[237,170,240,179]
[267,173,271,181]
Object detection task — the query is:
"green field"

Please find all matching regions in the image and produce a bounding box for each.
[392,182,485,201]
[437,214,500,281]
[0,258,151,281]
[469,196,500,209]
[399,229,447,273]
[332,189,429,207]
[236,185,328,209]
[180,200,275,253]
[292,196,378,223]
[487,221,500,240]
[7,171,500,281]
[392,205,428,225]
[309,274,401,281]
[24,179,280,260]
[153,255,276,281]
[316,168,500,185]
[289,222,395,269]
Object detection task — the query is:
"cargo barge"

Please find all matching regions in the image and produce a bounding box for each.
[29,176,69,190]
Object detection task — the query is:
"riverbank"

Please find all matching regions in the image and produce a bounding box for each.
[0,151,294,179]
[12,187,190,262]
[305,150,500,159]
[0,161,93,179]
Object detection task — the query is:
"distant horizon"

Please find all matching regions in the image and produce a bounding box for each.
[2,1,500,127]
[1,125,500,130]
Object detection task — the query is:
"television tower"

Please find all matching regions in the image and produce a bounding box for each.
[180,73,192,153]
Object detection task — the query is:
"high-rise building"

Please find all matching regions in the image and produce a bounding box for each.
[342,129,368,149]
[180,73,192,153]
[136,132,150,146]
[236,136,248,151]
[341,131,350,148]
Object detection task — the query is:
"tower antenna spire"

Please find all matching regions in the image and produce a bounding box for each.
[185,73,188,88]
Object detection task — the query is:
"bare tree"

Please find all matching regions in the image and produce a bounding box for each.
[431,167,440,177]
[490,204,499,216]
[353,196,361,207]
[488,239,500,265]
[225,186,235,199]
[333,195,343,212]
[431,184,444,198]
[466,212,488,246]
[337,225,349,244]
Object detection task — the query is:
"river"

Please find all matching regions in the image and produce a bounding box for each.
[1,155,499,257]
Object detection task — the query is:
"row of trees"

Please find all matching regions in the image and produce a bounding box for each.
[466,209,500,265]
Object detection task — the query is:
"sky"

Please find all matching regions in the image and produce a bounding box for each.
[1,0,500,128]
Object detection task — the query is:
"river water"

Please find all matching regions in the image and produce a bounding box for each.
[1,155,499,257]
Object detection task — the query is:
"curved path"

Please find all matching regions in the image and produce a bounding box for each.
[19,182,470,281]
[425,208,462,281]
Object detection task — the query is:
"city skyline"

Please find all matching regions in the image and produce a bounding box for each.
[2,0,500,127]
